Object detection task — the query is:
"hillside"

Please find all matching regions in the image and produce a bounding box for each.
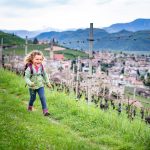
[93,30,150,51]
[3,44,88,59]
[54,49,88,60]
[104,18,150,33]
[3,29,41,38]
[36,29,150,51]
[36,28,108,41]
[2,18,150,39]
[2,18,150,51]
[0,31,25,46]
[0,68,150,150]
[0,30,88,59]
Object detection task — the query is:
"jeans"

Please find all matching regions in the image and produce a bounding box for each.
[29,87,47,110]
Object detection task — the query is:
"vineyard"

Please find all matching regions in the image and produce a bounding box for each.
[0,68,150,150]
[3,44,88,60]
[2,55,150,122]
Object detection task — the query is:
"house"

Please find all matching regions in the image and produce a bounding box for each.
[61,61,70,69]
[53,54,64,61]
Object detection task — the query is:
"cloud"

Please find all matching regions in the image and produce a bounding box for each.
[0,0,71,9]
[0,0,150,30]
[0,0,72,19]
[0,0,42,9]
[96,0,113,5]
[1,11,22,18]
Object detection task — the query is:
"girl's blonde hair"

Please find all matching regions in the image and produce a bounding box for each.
[24,50,45,64]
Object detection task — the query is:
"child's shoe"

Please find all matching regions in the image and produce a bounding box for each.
[43,109,50,116]
[44,112,50,116]
[28,106,32,111]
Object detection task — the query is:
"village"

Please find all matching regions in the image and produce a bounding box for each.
[2,45,150,104]
[1,24,150,121]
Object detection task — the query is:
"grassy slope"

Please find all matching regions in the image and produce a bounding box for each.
[3,46,88,60]
[1,30,88,59]
[126,93,150,108]
[54,49,88,60]
[0,69,150,150]
[3,44,50,56]
[125,87,150,108]
[0,31,25,45]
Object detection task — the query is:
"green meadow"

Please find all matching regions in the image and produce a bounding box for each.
[3,44,88,60]
[0,68,150,150]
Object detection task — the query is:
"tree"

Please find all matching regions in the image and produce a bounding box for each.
[58,66,63,72]
[140,75,144,81]
[71,60,76,70]
[33,38,38,44]
[137,69,140,76]
[121,67,124,74]
[144,73,150,87]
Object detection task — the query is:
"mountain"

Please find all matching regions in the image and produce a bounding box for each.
[36,28,109,50]
[0,31,25,45]
[104,18,150,33]
[2,27,63,39]
[2,30,41,39]
[2,18,150,38]
[1,18,150,51]
[93,30,150,51]
[36,28,150,51]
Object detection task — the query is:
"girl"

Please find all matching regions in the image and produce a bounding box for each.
[24,50,51,116]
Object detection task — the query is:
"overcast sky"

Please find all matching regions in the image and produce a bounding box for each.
[0,0,150,31]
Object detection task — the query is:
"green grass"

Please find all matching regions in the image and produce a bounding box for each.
[3,45,88,60]
[0,31,25,46]
[125,91,150,108]
[55,49,88,60]
[130,94,150,108]
[3,44,50,56]
[0,68,150,150]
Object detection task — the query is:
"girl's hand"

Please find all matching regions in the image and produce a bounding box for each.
[47,83,52,88]
[30,82,35,87]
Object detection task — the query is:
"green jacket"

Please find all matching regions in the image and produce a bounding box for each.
[24,64,50,89]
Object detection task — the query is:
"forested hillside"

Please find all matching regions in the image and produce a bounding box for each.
[0,31,25,46]
[36,29,150,51]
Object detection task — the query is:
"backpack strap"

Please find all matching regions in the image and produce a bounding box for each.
[23,64,28,76]
[24,63,44,78]
[24,63,33,76]
[28,63,33,76]
[29,64,44,77]
[41,64,44,76]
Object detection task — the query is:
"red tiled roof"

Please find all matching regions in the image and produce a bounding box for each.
[53,54,64,60]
